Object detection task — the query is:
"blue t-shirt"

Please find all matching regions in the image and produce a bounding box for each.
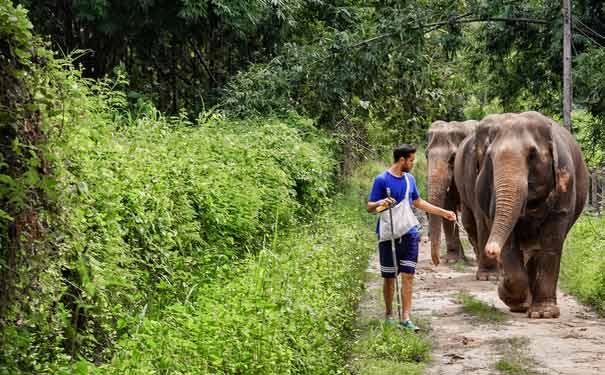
[368,171,420,235]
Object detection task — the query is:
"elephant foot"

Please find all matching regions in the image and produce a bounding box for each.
[445,249,463,264]
[508,302,529,313]
[527,302,560,319]
[498,278,530,312]
[475,268,498,281]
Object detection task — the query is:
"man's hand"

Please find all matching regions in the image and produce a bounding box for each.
[381,197,396,207]
[367,197,396,213]
[374,197,395,212]
[442,210,456,221]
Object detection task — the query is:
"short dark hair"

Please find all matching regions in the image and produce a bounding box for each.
[393,144,416,162]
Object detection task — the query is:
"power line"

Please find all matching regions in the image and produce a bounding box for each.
[573,20,604,48]
[574,17,605,41]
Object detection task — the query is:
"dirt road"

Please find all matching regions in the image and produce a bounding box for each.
[362,239,605,374]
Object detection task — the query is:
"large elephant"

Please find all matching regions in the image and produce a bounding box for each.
[455,111,588,318]
[426,120,478,265]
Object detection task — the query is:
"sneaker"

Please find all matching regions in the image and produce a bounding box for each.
[400,319,420,332]
[385,316,397,326]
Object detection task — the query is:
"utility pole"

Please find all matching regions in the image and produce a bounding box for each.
[562,0,572,131]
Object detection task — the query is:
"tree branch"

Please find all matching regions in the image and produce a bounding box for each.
[189,40,217,84]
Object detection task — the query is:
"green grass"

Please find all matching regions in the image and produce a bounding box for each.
[455,291,507,323]
[353,359,425,375]
[495,359,542,375]
[561,215,605,315]
[492,337,542,375]
[348,319,431,375]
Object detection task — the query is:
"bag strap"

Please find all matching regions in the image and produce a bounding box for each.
[403,173,410,200]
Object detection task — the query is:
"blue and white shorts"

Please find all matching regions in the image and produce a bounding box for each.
[378,232,420,277]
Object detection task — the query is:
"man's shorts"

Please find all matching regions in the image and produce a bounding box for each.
[378,232,420,277]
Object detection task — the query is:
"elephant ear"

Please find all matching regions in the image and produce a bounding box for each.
[476,152,493,214]
[474,120,492,172]
[549,123,574,200]
[449,125,469,147]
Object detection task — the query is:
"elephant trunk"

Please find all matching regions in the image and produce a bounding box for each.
[484,152,528,260]
[427,159,449,262]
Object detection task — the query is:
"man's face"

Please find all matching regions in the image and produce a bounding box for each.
[400,153,415,172]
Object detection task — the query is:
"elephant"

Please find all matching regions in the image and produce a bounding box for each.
[454,114,509,280]
[454,111,589,318]
[426,120,478,266]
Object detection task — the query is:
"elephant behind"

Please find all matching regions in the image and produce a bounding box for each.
[454,111,588,318]
[426,120,478,266]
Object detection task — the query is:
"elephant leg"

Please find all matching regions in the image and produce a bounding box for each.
[526,248,562,319]
[474,215,498,281]
[498,237,529,312]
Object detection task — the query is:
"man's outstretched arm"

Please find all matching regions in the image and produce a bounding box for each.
[412,198,456,221]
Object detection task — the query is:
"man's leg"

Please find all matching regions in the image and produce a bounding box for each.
[383,277,395,318]
[398,233,420,323]
[401,273,414,321]
[378,241,398,318]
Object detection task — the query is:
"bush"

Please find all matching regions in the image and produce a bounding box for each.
[1,49,338,371]
[69,172,376,374]
[1,2,63,373]
[561,215,605,314]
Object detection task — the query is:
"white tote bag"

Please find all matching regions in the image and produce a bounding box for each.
[378,173,420,242]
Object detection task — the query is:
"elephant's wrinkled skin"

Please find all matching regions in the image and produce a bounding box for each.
[426,120,478,265]
[454,111,589,318]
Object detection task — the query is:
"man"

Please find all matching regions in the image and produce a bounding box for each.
[367,144,456,330]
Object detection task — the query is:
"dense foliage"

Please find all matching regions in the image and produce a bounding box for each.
[0,0,56,348]
[15,0,605,158]
[84,179,375,374]
[17,0,304,113]
[16,1,476,145]
[1,3,341,369]
[2,80,336,374]
[561,215,605,315]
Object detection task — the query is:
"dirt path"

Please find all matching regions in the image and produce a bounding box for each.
[359,238,605,374]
